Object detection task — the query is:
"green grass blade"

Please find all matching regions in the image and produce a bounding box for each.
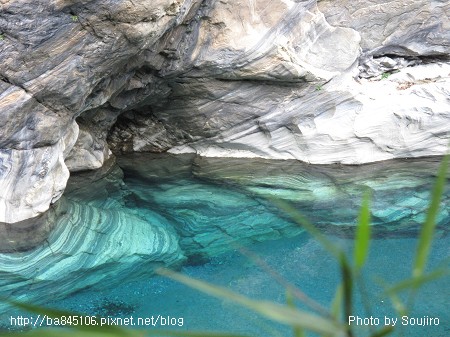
[319,284,344,337]
[286,290,306,337]
[270,199,343,260]
[330,283,343,321]
[413,154,449,278]
[368,326,394,337]
[238,247,330,317]
[388,293,407,317]
[385,268,448,295]
[339,255,353,336]
[354,191,371,271]
[157,269,343,336]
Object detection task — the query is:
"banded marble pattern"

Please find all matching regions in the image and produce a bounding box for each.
[0,197,184,312]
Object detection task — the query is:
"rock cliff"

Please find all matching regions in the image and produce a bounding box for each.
[1,0,449,223]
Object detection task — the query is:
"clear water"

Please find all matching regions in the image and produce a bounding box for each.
[47,233,449,337]
[1,154,449,337]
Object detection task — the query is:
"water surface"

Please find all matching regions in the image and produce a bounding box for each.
[0,154,448,337]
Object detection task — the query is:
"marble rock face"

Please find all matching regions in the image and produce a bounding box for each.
[0,121,78,223]
[319,0,449,57]
[0,0,190,223]
[0,197,184,311]
[164,62,450,163]
[108,0,449,164]
[1,0,449,223]
[65,126,112,172]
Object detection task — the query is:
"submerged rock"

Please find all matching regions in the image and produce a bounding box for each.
[0,197,184,311]
[118,154,450,255]
[0,201,63,253]
[0,153,448,310]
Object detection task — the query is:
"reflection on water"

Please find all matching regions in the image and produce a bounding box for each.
[0,154,448,336]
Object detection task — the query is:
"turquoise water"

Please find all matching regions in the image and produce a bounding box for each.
[48,233,449,337]
[0,154,449,336]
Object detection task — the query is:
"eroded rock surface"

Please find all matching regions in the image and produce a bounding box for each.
[1,0,449,223]
[0,0,190,222]
[0,121,78,223]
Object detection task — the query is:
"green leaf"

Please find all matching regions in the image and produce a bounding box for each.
[330,283,343,321]
[270,199,343,260]
[354,191,371,271]
[388,293,407,317]
[385,268,448,295]
[157,269,343,336]
[238,247,329,317]
[320,284,344,337]
[368,326,394,337]
[339,255,353,329]
[413,154,449,278]
[285,290,305,337]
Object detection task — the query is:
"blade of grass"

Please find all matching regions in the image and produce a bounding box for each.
[270,199,343,260]
[271,199,354,337]
[330,283,343,321]
[339,255,354,337]
[368,326,394,337]
[286,290,306,337]
[413,154,448,278]
[237,246,330,317]
[388,293,407,317]
[385,268,448,295]
[354,191,371,271]
[157,268,343,336]
[321,284,344,337]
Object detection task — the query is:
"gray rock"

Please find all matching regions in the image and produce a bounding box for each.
[0,0,449,223]
[358,56,419,78]
[0,200,63,253]
[112,0,449,164]
[0,122,78,223]
[318,0,449,57]
[108,110,179,153]
[65,126,111,172]
[0,0,189,223]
